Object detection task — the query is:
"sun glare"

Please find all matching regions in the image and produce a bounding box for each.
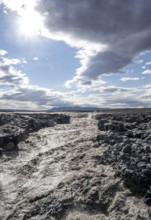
[18,9,44,38]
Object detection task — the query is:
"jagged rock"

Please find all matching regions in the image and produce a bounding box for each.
[147,122,151,129]
[4,141,16,150]
[0,135,4,146]
[0,148,2,155]
[145,134,151,141]
[98,120,126,132]
[0,113,70,155]
[122,145,132,153]
[98,119,108,131]
[97,112,151,206]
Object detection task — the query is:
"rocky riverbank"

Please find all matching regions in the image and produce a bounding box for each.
[0,111,151,220]
[0,113,70,155]
[97,112,151,206]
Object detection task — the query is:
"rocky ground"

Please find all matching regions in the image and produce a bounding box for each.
[0,113,70,155]
[0,111,151,220]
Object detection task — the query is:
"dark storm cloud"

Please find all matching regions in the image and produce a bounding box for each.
[80,51,131,79]
[37,0,151,82]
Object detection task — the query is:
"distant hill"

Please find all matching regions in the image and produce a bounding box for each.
[48,106,110,112]
[0,109,41,113]
[0,107,111,113]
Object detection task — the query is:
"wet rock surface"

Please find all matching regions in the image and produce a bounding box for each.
[0,111,151,219]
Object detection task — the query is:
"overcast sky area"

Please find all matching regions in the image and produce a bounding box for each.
[0,0,151,110]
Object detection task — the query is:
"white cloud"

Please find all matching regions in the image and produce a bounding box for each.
[142,69,151,74]
[1,0,151,86]
[0,50,149,110]
[0,53,29,86]
[65,77,106,92]
[0,57,22,66]
[0,0,37,14]
[0,51,75,110]
[146,61,151,65]
[0,99,39,110]
[0,65,29,86]
[120,77,140,82]
[0,85,75,110]
[1,2,151,109]
[0,49,8,56]
[135,59,144,64]
[0,79,151,109]
[33,57,39,61]
[66,86,151,109]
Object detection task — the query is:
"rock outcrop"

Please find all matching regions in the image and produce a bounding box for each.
[97,112,151,205]
[0,113,70,154]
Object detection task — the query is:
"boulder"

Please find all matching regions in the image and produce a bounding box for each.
[122,144,132,154]
[104,121,125,132]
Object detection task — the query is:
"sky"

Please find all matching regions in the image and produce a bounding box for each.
[0,0,151,110]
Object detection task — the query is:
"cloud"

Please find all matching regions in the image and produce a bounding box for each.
[1,2,151,109]
[0,65,29,86]
[0,85,76,110]
[66,86,151,109]
[0,54,29,86]
[0,0,37,14]
[0,57,23,66]
[135,59,144,64]
[65,78,106,92]
[33,57,39,61]
[142,69,151,74]
[75,50,130,80]
[0,76,150,110]
[120,77,140,82]
[0,50,76,110]
[35,0,151,85]
[96,86,151,108]
[0,49,8,56]
[146,61,151,65]
[0,99,39,110]
[1,0,151,86]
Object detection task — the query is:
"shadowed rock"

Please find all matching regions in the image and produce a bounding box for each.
[97,112,151,205]
[0,113,70,154]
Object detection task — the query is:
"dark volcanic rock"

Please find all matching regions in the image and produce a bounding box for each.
[1,112,151,220]
[97,112,151,205]
[0,113,70,155]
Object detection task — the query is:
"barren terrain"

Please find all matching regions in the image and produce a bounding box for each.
[0,111,151,220]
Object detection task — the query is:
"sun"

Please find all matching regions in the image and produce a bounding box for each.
[18,9,44,38]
